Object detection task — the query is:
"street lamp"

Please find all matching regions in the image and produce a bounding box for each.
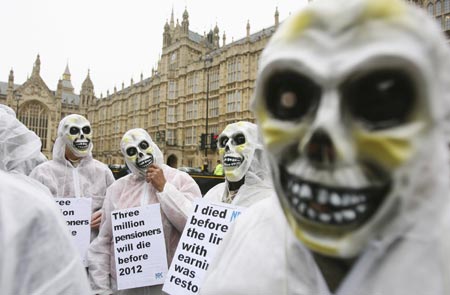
[204,55,213,159]
[14,91,22,115]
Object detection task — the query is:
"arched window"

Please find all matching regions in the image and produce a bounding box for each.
[446,15,450,29]
[445,0,450,12]
[18,102,49,149]
[436,1,442,14]
[428,3,435,15]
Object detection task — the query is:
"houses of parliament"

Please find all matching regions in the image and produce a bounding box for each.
[0,1,448,169]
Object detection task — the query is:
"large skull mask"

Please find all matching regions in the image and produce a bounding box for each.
[121,129,162,178]
[218,122,259,182]
[60,114,92,158]
[253,0,448,258]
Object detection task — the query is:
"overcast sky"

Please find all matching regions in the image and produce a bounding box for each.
[1,0,308,96]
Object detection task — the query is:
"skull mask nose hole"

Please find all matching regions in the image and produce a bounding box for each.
[306,130,335,165]
[138,152,144,158]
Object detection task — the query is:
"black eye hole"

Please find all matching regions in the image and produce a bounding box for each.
[233,133,246,145]
[126,147,137,157]
[82,126,91,134]
[218,136,229,148]
[69,127,80,135]
[264,71,321,121]
[139,141,149,150]
[342,69,416,130]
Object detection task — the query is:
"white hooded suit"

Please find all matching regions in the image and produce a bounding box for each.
[30,115,115,239]
[203,122,275,207]
[0,169,91,294]
[201,0,450,294]
[88,129,202,295]
[0,105,47,175]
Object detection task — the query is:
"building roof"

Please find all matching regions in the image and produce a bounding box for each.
[62,92,80,105]
[189,30,203,44]
[61,79,74,90]
[208,24,277,56]
[0,82,19,95]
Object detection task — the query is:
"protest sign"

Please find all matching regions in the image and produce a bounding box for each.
[163,199,244,295]
[54,197,92,266]
[111,203,167,290]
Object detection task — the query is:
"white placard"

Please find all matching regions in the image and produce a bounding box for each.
[111,204,168,290]
[54,197,92,266]
[163,199,245,295]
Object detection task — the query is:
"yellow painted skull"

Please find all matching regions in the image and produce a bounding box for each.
[252,0,446,257]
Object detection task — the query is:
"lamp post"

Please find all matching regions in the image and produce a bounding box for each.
[14,91,22,115]
[204,56,213,159]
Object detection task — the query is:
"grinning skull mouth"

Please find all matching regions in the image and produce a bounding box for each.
[279,165,390,230]
[73,139,90,150]
[223,155,243,167]
[137,155,153,169]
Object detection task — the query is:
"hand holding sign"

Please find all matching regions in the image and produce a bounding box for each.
[163,199,244,295]
[146,164,166,192]
[91,209,102,229]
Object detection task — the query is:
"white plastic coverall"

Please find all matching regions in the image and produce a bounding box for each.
[203,122,275,207]
[88,132,202,295]
[0,169,91,294]
[0,105,47,175]
[201,0,450,294]
[30,117,115,240]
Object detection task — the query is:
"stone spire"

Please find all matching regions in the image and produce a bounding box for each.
[81,69,95,107]
[182,6,189,34]
[8,68,14,89]
[63,63,71,81]
[214,23,220,47]
[32,54,41,76]
[246,20,250,39]
[81,69,94,92]
[275,7,279,28]
[61,63,74,92]
[163,19,171,47]
[170,7,175,29]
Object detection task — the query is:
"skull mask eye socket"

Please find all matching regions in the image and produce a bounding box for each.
[233,133,246,145]
[264,71,321,121]
[218,136,229,148]
[342,69,416,130]
[69,127,80,135]
[82,126,91,134]
[126,147,137,157]
[139,141,149,150]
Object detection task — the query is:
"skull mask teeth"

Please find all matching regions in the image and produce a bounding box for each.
[218,122,259,183]
[252,1,434,257]
[121,129,155,177]
[61,115,93,158]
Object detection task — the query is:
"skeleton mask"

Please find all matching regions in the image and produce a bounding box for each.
[252,0,448,258]
[218,122,259,182]
[121,129,162,178]
[59,114,92,158]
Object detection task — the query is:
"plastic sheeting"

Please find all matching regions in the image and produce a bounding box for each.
[0,169,91,294]
[88,130,201,295]
[0,106,47,175]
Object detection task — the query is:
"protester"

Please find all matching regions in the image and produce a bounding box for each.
[0,169,91,294]
[30,114,115,240]
[0,104,47,175]
[213,159,223,176]
[88,128,201,295]
[201,0,450,293]
[204,121,274,206]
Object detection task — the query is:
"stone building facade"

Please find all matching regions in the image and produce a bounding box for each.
[0,8,280,170]
[0,3,446,169]
[0,55,93,159]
